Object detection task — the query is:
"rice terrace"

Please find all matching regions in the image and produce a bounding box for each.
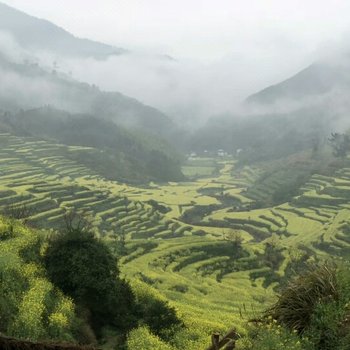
[2,129,350,349]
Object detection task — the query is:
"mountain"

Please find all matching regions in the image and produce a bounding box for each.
[0,2,125,58]
[0,45,180,142]
[190,60,350,163]
[188,52,350,163]
[246,61,350,105]
[0,107,185,183]
[0,3,186,181]
[189,106,330,161]
[0,3,186,145]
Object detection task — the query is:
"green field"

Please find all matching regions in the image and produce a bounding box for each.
[2,132,350,348]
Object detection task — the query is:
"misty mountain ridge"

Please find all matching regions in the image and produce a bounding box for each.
[1,1,350,168]
[0,43,179,141]
[0,3,186,182]
[0,1,125,59]
[246,59,350,107]
[0,106,184,182]
[3,0,345,130]
[191,55,350,162]
[0,3,182,143]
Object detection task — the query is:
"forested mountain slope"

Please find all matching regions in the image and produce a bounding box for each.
[0,54,178,140]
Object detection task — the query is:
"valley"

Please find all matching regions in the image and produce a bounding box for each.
[1,3,350,347]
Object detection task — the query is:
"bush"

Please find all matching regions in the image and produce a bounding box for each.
[265,263,338,333]
[0,268,28,333]
[44,216,137,336]
[132,281,183,340]
[301,266,350,350]
[236,322,306,350]
[240,263,350,350]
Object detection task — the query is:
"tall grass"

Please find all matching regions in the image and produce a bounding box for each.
[265,263,338,334]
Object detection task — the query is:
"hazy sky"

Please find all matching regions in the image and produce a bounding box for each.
[1,0,350,62]
[2,0,350,119]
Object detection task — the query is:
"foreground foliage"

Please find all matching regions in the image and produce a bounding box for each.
[0,216,78,342]
[0,213,185,348]
[236,263,350,350]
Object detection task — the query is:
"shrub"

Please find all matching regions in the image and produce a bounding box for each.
[301,266,350,350]
[241,263,350,350]
[44,216,137,336]
[236,322,306,350]
[0,218,78,342]
[132,281,183,340]
[10,278,52,340]
[265,263,338,334]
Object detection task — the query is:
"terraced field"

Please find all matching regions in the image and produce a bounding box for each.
[2,132,350,347]
[0,134,273,344]
[0,133,186,241]
[205,166,350,258]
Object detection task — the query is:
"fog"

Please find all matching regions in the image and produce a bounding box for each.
[2,1,350,130]
[2,0,350,124]
[0,32,312,125]
[53,47,315,125]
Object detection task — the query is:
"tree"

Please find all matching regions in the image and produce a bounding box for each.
[115,222,126,251]
[44,212,136,336]
[223,229,243,256]
[328,132,350,158]
[263,235,284,270]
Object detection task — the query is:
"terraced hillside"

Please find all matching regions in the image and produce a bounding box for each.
[205,163,350,259]
[0,133,185,241]
[119,154,350,347]
[2,132,350,348]
[0,134,274,347]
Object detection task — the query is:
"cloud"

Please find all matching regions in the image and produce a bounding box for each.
[2,22,350,134]
[47,48,312,126]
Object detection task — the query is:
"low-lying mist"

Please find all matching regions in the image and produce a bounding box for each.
[0,29,311,128]
[3,25,350,138]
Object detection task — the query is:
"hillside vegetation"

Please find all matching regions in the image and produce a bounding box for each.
[235,263,350,350]
[0,215,78,341]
